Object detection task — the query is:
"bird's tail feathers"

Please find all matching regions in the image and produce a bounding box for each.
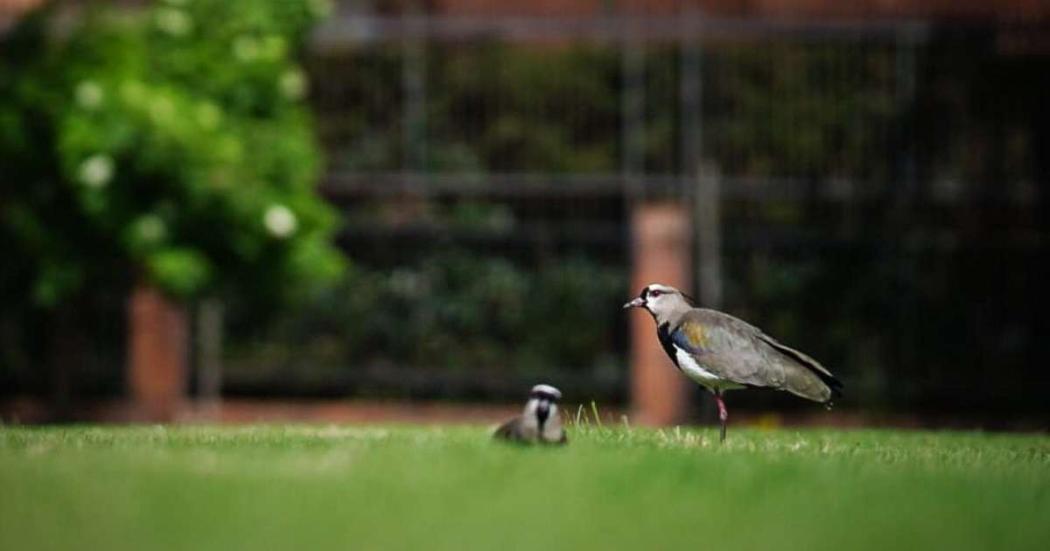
[760,334,844,403]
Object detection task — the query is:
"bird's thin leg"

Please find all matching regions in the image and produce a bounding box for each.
[714,392,728,443]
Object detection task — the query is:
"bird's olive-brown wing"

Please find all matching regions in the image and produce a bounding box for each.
[493,417,523,441]
[675,309,838,402]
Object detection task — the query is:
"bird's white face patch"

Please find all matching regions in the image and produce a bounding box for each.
[522,398,563,442]
[642,284,687,318]
[522,398,558,422]
[541,403,563,440]
[523,397,542,412]
[518,394,541,438]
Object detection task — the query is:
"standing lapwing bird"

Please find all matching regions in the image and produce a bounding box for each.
[494,384,567,445]
[624,283,842,443]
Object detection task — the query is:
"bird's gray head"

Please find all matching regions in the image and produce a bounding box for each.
[525,384,562,429]
[623,283,695,323]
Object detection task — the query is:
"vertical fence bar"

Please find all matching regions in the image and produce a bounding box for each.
[694,162,722,427]
[621,22,645,185]
[403,5,427,171]
[695,163,723,309]
[680,10,718,308]
[680,11,703,179]
[892,30,919,390]
[196,297,223,414]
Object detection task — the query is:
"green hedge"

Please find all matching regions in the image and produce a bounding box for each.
[226,250,626,378]
[1,0,342,308]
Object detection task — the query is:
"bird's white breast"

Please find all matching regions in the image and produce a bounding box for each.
[674,345,742,392]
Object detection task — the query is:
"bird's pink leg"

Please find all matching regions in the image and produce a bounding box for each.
[714,393,728,443]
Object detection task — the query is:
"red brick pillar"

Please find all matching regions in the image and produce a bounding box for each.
[128,282,188,422]
[629,201,692,426]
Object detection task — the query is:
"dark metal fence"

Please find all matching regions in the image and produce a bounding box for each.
[219,13,1046,421]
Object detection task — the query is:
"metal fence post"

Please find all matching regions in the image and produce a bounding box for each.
[621,20,645,183]
[196,298,224,415]
[695,162,723,310]
[403,4,427,171]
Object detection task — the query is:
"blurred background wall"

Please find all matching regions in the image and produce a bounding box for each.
[2,0,1048,429]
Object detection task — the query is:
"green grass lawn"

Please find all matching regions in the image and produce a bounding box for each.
[2,424,1048,550]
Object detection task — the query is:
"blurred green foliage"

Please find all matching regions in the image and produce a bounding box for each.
[708,44,897,179]
[0,0,342,307]
[227,251,626,383]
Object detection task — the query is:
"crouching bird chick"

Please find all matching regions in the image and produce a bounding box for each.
[624,283,843,443]
[494,384,567,445]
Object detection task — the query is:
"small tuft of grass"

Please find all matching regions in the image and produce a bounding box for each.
[1,424,1048,550]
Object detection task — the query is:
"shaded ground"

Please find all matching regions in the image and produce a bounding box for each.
[0,398,527,425]
[2,425,1048,550]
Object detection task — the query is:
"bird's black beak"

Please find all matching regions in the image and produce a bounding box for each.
[623,297,645,309]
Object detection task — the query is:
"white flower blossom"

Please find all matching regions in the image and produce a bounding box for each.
[279,69,307,100]
[196,102,221,130]
[78,155,114,189]
[149,95,176,124]
[75,81,104,110]
[120,79,147,106]
[135,215,167,244]
[263,204,297,238]
[260,35,287,61]
[155,8,192,36]
[233,36,259,62]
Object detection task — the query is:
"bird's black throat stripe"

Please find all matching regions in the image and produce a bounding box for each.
[656,323,682,371]
[536,404,550,429]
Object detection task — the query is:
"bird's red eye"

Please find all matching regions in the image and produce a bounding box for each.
[649,290,662,297]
